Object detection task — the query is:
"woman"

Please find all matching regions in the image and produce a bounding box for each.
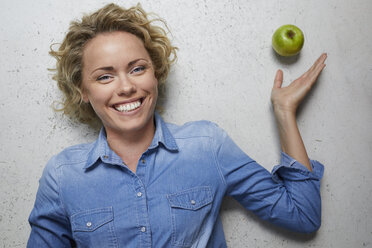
[28,3,326,248]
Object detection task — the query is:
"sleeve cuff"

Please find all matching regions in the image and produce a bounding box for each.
[271,152,324,183]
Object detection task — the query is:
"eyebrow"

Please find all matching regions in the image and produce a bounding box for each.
[91,58,148,75]
[128,58,145,67]
[92,66,114,73]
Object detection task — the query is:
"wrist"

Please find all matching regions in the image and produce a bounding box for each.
[273,107,296,123]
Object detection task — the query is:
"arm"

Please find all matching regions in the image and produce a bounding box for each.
[214,124,324,233]
[27,158,74,247]
[271,53,327,171]
[216,55,327,232]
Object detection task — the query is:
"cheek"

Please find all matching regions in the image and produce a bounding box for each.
[86,88,112,108]
[142,75,158,98]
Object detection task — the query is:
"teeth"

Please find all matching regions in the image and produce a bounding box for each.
[115,100,141,112]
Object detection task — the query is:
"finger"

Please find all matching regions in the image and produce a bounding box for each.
[273,69,283,89]
[308,53,327,80]
[312,53,327,74]
[301,53,327,79]
[315,53,327,66]
[310,53,327,70]
[309,62,326,83]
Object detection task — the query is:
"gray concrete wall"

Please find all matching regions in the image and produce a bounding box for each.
[1,0,371,247]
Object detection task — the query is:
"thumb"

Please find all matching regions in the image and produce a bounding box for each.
[273,69,283,89]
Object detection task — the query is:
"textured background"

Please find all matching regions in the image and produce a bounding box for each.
[1,0,371,247]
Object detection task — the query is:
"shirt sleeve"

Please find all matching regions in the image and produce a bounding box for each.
[212,124,324,233]
[27,157,74,247]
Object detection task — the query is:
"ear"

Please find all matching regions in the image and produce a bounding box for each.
[81,88,89,103]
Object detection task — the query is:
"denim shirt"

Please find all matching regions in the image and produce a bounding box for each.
[28,113,324,248]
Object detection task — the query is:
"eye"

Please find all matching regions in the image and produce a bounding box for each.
[131,66,146,74]
[97,74,112,82]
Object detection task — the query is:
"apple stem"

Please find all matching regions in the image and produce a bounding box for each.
[287,30,295,39]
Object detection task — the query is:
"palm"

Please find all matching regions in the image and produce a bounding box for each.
[271,53,327,114]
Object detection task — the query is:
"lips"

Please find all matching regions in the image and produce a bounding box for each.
[113,98,143,112]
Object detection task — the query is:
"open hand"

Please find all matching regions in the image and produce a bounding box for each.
[271,53,327,116]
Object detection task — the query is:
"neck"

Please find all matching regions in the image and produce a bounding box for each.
[105,116,156,171]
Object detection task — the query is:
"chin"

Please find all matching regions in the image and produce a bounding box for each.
[104,110,155,136]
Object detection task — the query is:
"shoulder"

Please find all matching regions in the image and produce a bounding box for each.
[165,119,226,140]
[35,142,93,195]
[43,142,94,175]
[56,142,93,166]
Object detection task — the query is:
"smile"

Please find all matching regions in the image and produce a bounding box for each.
[113,99,142,112]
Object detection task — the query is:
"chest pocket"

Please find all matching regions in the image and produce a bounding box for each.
[167,186,213,247]
[70,207,118,248]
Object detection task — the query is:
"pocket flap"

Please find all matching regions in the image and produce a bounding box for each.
[71,207,114,232]
[167,186,213,210]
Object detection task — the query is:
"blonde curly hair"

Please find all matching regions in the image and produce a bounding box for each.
[50,3,177,128]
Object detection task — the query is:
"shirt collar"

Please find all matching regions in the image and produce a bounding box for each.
[84,112,178,170]
[149,112,179,151]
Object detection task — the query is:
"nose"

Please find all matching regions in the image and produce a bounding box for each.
[116,74,136,96]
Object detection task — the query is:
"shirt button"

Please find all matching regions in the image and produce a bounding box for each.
[191,200,196,205]
[103,155,108,159]
[141,158,146,164]
[137,192,142,197]
[86,222,92,227]
[141,226,146,232]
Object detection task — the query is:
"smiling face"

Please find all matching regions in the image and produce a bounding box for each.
[81,31,158,138]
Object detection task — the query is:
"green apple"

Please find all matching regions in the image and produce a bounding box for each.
[272,24,304,56]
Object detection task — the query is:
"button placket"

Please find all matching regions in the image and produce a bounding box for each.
[132,159,152,245]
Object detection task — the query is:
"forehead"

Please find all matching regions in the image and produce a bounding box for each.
[82,31,149,68]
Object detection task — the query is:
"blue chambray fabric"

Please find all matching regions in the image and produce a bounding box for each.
[28,113,324,248]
